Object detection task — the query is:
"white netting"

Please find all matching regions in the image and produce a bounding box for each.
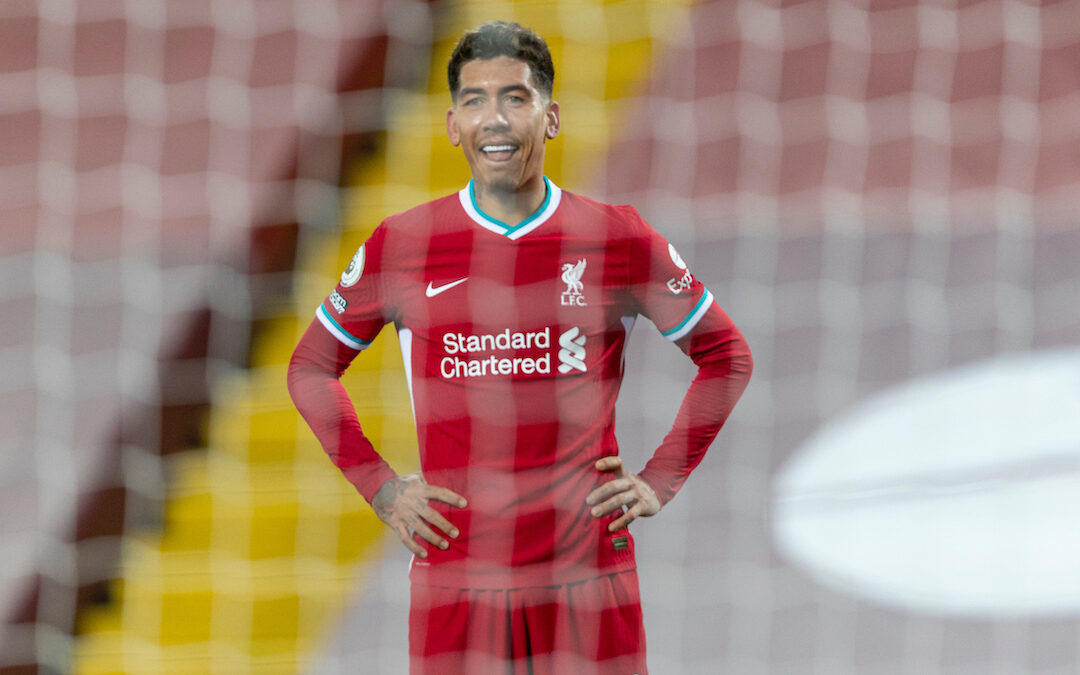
[4,0,1080,672]
[317,1,1080,673]
[608,1,1080,672]
[0,0,433,670]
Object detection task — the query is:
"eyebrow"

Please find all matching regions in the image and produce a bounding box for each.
[458,84,531,98]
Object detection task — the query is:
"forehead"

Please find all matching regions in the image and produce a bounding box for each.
[458,56,537,91]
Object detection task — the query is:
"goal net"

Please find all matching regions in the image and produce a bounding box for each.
[3,0,1079,673]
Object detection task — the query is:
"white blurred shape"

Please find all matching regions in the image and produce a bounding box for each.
[773,348,1080,617]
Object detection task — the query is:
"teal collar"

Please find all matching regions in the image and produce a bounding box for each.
[458,177,562,240]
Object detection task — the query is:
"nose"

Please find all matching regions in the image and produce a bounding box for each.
[481,100,510,131]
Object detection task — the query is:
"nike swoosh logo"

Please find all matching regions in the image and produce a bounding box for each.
[425,277,468,298]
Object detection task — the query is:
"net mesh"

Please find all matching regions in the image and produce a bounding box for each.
[313,0,1080,672]
[3,0,1080,672]
[1,0,435,671]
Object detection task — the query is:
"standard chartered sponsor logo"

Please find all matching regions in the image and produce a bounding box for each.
[443,327,550,354]
[439,326,587,379]
[441,328,551,378]
[557,327,586,373]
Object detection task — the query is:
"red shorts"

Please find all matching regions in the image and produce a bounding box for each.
[409,570,647,675]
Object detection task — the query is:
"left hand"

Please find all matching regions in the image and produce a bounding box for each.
[585,456,661,532]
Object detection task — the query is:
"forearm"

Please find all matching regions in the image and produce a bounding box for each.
[638,307,753,505]
[287,320,397,502]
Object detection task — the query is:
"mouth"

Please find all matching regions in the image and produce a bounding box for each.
[479,143,519,162]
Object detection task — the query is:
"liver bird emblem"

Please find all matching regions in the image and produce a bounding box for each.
[561,259,587,295]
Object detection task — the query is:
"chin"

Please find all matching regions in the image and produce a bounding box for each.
[477,171,524,194]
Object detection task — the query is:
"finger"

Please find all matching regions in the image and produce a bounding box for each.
[594,456,625,474]
[397,523,428,558]
[608,510,634,532]
[423,485,468,508]
[585,477,631,506]
[608,502,646,532]
[409,518,450,550]
[590,490,633,518]
[419,506,460,539]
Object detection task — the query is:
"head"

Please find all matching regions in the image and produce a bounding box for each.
[447,21,554,104]
[445,22,559,197]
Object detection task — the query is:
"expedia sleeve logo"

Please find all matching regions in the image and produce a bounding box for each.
[665,243,693,294]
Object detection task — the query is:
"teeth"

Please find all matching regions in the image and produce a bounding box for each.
[482,145,515,152]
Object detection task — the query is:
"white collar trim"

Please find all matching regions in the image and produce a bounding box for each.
[457,177,562,240]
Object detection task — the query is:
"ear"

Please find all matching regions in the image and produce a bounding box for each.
[446,107,461,146]
[545,100,560,140]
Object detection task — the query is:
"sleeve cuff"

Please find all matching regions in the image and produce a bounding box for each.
[342,462,399,504]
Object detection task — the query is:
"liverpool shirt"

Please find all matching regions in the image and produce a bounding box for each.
[290,178,753,589]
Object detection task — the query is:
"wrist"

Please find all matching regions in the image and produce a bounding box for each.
[371,475,402,513]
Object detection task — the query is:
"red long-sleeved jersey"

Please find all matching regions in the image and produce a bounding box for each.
[288,179,752,589]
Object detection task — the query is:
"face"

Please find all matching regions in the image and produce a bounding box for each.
[446,56,560,195]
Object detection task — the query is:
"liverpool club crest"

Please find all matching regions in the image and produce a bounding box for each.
[560,259,587,306]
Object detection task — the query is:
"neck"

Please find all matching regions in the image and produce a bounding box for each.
[473,176,547,225]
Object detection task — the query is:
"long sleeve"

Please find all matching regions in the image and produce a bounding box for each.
[637,303,753,505]
[287,318,397,503]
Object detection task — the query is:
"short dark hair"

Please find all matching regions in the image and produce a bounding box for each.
[447,21,555,102]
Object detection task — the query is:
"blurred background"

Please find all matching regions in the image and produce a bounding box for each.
[2,0,1079,672]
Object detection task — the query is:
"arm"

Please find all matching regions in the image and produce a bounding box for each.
[287,319,466,556]
[638,304,752,501]
[587,303,753,529]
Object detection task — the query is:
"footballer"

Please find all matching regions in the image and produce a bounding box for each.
[288,20,752,674]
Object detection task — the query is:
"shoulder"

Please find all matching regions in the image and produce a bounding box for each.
[381,191,462,232]
[557,190,648,235]
[372,191,467,258]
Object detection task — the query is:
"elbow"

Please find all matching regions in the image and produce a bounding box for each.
[717,340,753,388]
[736,335,754,380]
[286,349,306,406]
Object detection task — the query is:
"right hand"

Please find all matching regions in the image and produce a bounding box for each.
[371,472,467,558]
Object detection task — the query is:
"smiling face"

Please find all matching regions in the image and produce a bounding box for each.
[446,56,560,197]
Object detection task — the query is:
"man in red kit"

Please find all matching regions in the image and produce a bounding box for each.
[288,20,752,674]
